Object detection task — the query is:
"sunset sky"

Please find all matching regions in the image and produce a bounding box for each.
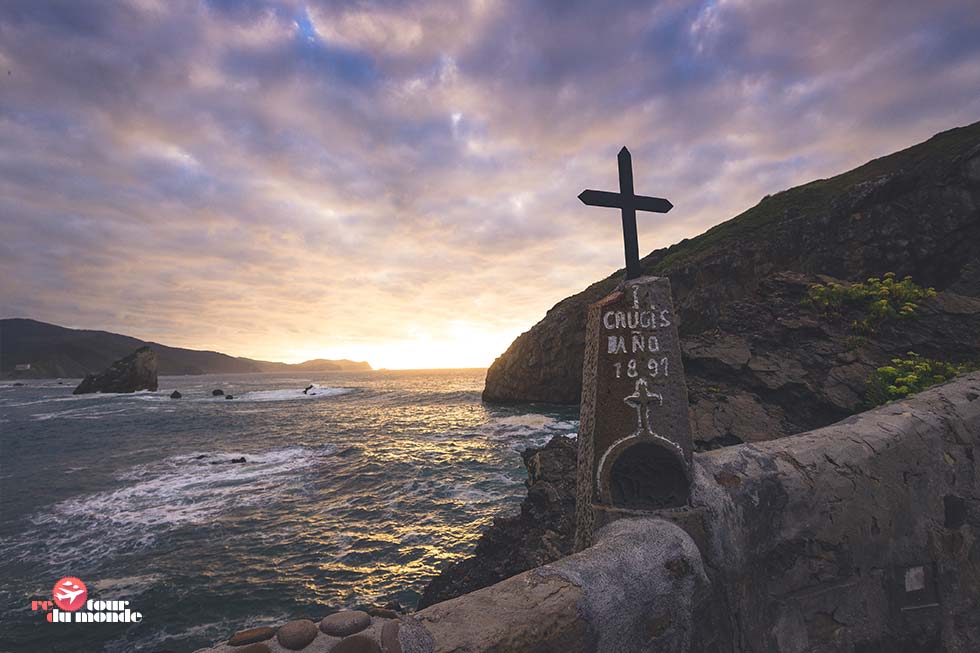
[2,1,979,369]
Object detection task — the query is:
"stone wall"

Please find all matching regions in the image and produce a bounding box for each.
[689,371,980,651]
[399,372,980,652]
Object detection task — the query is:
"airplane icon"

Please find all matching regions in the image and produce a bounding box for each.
[55,581,85,605]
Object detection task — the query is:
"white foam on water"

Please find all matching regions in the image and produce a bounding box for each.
[7,445,335,567]
[31,406,133,421]
[127,384,354,403]
[16,385,354,418]
[89,574,163,596]
[426,413,577,443]
[487,471,523,486]
[7,390,155,408]
[510,432,574,452]
[11,385,352,410]
[472,413,580,453]
[233,385,352,402]
[485,414,579,435]
[445,484,504,503]
[491,414,556,429]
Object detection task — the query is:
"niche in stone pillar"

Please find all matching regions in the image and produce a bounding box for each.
[574,276,696,551]
[599,438,690,510]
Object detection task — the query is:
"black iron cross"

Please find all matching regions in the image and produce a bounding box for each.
[579,147,672,280]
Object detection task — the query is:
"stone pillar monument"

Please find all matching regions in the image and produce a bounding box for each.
[574,147,694,550]
[574,276,693,550]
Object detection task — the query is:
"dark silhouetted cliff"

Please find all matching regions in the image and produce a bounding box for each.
[0,319,371,378]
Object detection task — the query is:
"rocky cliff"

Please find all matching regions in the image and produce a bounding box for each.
[422,275,980,605]
[483,121,980,404]
[427,122,980,609]
[73,346,159,394]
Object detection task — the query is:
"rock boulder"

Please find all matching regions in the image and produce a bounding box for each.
[73,346,158,394]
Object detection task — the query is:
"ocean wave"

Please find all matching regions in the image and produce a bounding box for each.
[490,414,557,429]
[31,406,134,421]
[4,445,335,568]
[11,385,352,410]
[485,413,578,433]
[232,385,353,402]
[444,484,504,503]
[475,413,579,452]
[424,413,578,443]
[89,573,164,596]
[14,385,354,419]
[6,389,155,408]
[128,384,354,403]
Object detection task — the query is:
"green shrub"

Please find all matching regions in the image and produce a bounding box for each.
[805,272,935,334]
[865,352,978,407]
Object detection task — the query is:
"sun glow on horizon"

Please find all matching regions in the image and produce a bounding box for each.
[275,321,516,370]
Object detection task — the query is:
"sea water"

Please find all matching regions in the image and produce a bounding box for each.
[0,370,578,652]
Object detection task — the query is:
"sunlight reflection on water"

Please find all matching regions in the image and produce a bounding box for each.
[0,370,578,652]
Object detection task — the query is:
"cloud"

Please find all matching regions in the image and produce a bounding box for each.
[1,0,978,367]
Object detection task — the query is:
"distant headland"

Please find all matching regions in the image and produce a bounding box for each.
[0,318,371,379]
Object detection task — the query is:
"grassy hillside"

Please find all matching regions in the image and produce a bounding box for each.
[0,319,371,378]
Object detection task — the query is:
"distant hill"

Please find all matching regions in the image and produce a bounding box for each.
[0,319,371,378]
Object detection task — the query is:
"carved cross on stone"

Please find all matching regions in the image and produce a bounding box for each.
[574,275,695,551]
[623,377,663,437]
[579,147,673,280]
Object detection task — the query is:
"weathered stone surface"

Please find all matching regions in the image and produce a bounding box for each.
[233,644,270,653]
[574,276,693,550]
[687,371,980,651]
[333,634,381,653]
[413,566,585,652]
[227,626,276,646]
[410,518,707,653]
[319,610,370,637]
[484,121,980,404]
[683,272,980,449]
[380,620,401,653]
[275,619,318,650]
[73,346,158,394]
[682,333,751,370]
